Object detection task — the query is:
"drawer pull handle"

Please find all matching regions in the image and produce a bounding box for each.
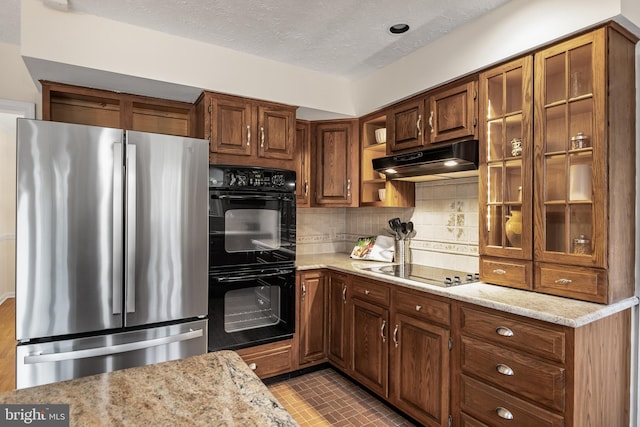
[415,305,422,312]
[496,326,514,337]
[380,320,386,343]
[554,278,573,285]
[492,269,507,275]
[365,289,370,295]
[496,407,514,420]
[496,363,514,376]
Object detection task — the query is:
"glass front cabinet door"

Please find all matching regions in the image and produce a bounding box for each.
[533,26,636,303]
[479,56,534,289]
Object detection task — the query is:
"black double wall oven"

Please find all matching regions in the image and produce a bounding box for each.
[208,165,296,351]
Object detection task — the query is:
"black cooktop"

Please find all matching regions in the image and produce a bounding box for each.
[361,264,479,287]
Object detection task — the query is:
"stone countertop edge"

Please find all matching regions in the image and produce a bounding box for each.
[296,253,639,328]
[0,350,299,427]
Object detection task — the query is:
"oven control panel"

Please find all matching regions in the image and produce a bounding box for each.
[209,165,296,191]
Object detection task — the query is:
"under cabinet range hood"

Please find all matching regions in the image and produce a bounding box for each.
[373,139,479,181]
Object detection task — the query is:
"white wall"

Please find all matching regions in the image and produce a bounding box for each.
[0,42,40,112]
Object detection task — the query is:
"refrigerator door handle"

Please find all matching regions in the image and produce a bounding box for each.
[126,144,137,313]
[112,142,123,315]
[22,328,204,364]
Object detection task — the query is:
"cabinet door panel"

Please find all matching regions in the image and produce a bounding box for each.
[257,106,294,160]
[391,313,449,427]
[388,99,425,152]
[428,80,477,145]
[314,121,357,206]
[298,272,326,365]
[350,298,388,397]
[210,97,253,156]
[295,121,310,207]
[327,274,348,368]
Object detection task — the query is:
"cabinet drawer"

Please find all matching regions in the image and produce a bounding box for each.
[461,375,564,427]
[535,263,607,303]
[480,258,532,290]
[351,277,390,306]
[393,289,450,326]
[236,340,293,379]
[461,337,565,412]
[459,306,565,363]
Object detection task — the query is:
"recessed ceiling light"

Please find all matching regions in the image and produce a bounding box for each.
[389,24,410,34]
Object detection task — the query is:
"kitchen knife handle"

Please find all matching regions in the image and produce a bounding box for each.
[126,144,137,314]
[112,143,123,315]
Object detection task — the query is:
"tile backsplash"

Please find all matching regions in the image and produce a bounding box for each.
[297,177,479,272]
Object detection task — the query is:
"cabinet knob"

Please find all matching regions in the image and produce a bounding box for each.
[554,278,573,285]
[496,326,514,337]
[496,407,514,420]
[496,363,515,376]
[415,305,422,312]
[492,269,507,275]
[248,363,257,371]
[364,289,370,295]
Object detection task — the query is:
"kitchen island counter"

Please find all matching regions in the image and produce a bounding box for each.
[297,253,638,327]
[0,350,297,426]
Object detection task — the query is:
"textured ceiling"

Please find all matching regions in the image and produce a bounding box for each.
[3,0,511,79]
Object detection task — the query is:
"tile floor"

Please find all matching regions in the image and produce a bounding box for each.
[267,368,416,427]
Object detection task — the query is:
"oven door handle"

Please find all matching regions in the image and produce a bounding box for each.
[216,194,292,202]
[216,269,294,283]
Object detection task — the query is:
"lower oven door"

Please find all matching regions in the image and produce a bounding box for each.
[208,267,295,352]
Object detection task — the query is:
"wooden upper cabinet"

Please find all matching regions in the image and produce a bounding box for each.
[257,105,295,160]
[312,119,359,207]
[42,81,195,137]
[196,91,296,166]
[478,56,534,289]
[532,25,636,303]
[388,98,425,153]
[295,120,311,207]
[426,79,478,145]
[208,95,253,156]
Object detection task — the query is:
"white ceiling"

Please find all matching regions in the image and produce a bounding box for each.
[3,0,511,80]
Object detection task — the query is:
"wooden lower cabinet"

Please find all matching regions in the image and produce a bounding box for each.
[235,339,294,380]
[453,302,631,427]
[327,272,349,369]
[297,271,327,367]
[349,297,389,398]
[390,288,451,427]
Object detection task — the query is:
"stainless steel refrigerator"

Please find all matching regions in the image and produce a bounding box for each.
[15,119,209,389]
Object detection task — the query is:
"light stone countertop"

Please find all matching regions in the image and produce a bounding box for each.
[296,253,639,328]
[0,350,298,427]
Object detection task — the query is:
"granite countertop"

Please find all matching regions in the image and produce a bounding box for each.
[296,253,639,328]
[0,350,298,427]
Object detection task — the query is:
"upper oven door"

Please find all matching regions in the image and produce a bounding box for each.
[209,190,296,269]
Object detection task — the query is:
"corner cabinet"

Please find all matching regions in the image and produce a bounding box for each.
[533,26,636,303]
[312,119,359,207]
[478,56,534,290]
[195,91,296,167]
[359,111,415,207]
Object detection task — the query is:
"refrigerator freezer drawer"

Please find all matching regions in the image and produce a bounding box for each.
[16,319,207,389]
